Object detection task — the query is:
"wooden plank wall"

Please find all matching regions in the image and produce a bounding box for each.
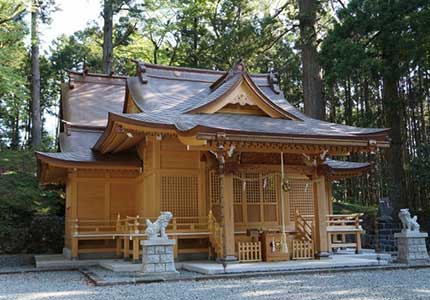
[137,135,206,219]
[66,169,141,223]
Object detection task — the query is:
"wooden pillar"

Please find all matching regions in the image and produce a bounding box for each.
[220,172,236,260]
[325,179,333,215]
[312,174,329,258]
[153,137,161,215]
[217,142,237,262]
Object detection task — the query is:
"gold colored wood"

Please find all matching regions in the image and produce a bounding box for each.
[238,241,262,262]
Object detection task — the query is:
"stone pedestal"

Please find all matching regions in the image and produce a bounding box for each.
[141,239,178,275]
[394,231,429,263]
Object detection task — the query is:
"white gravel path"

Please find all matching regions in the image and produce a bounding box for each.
[0,269,430,300]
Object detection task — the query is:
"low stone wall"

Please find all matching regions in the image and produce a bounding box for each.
[363,220,401,253]
[377,221,402,252]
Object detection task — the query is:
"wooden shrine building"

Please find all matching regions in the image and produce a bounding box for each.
[36,61,389,263]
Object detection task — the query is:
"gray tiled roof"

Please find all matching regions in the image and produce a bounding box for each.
[59,129,103,152]
[120,111,385,138]
[37,63,386,173]
[63,73,126,127]
[36,148,141,167]
[324,159,370,170]
[124,63,388,138]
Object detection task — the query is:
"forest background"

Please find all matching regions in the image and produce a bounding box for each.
[1,0,430,253]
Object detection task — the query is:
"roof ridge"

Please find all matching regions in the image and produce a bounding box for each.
[67,70,128,79]
[134,61,271,77]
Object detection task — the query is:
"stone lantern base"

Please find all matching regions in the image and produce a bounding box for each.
[141,239,178,275]
[394,231,429,263]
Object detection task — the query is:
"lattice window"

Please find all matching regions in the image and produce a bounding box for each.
[288,178,314,220]
[245,173,260,203]
[233,176,243,203]
[161,175,199,218]
[209,171,220,204]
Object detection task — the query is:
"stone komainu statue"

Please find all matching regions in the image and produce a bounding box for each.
[398,208,420,232]
[145,211,173,240]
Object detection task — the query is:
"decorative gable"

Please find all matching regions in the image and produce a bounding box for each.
[188,70,300,120]
[206,80,282,117]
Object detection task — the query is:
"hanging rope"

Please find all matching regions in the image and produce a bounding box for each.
[280,152,288,253]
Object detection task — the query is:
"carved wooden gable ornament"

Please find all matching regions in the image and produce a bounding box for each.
[186,61,300,120]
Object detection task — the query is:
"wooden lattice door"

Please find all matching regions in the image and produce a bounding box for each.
[160,174,199,219]
[208,171,280,226]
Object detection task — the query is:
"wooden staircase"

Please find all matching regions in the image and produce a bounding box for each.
[292,209,315,260]
[208,210,224,259]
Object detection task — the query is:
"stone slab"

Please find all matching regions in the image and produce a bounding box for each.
[98,260,183,272]
[395,231,428,238]
[182,256,389,275]
[34,254,99,269]
[99,260,143,272]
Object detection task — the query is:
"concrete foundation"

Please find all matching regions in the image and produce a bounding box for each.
[182,254,390,275]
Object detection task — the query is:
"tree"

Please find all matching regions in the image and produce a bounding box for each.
[0,0,27,149]
[101,0,142,74]
[297,0,324,120]
[30,0,56,149]
[321,0,430,212]
[30,0,41,148]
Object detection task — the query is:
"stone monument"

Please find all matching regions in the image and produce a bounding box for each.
[141,211,178,275]
[394,208,429,263]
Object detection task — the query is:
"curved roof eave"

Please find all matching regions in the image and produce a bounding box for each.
[35,151,142,169]
[92,112,390,154]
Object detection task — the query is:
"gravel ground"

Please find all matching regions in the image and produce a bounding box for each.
[1,268,430,300]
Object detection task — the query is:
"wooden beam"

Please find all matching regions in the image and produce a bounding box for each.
[186,143,354,156]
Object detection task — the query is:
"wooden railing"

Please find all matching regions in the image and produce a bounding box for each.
[71,215,210,237]
[294,210,314,242]
[71,219,118,236]
[238,241,262,262]
[69,215,210,261]
[326,213,364,253]
[292,209,315,260]
[208,210,224,259]
[326,214,363,230]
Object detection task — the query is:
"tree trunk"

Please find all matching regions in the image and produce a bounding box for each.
[382,76,406,213]
[192,16,199,67]
[31,0,41,149]
[102,0,114,74]
[297,0,324,120]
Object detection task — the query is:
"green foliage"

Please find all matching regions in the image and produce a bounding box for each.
[411,144,430,190]
[0,151,63,253]
[0,0,29,149]
[333,201,377,217]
